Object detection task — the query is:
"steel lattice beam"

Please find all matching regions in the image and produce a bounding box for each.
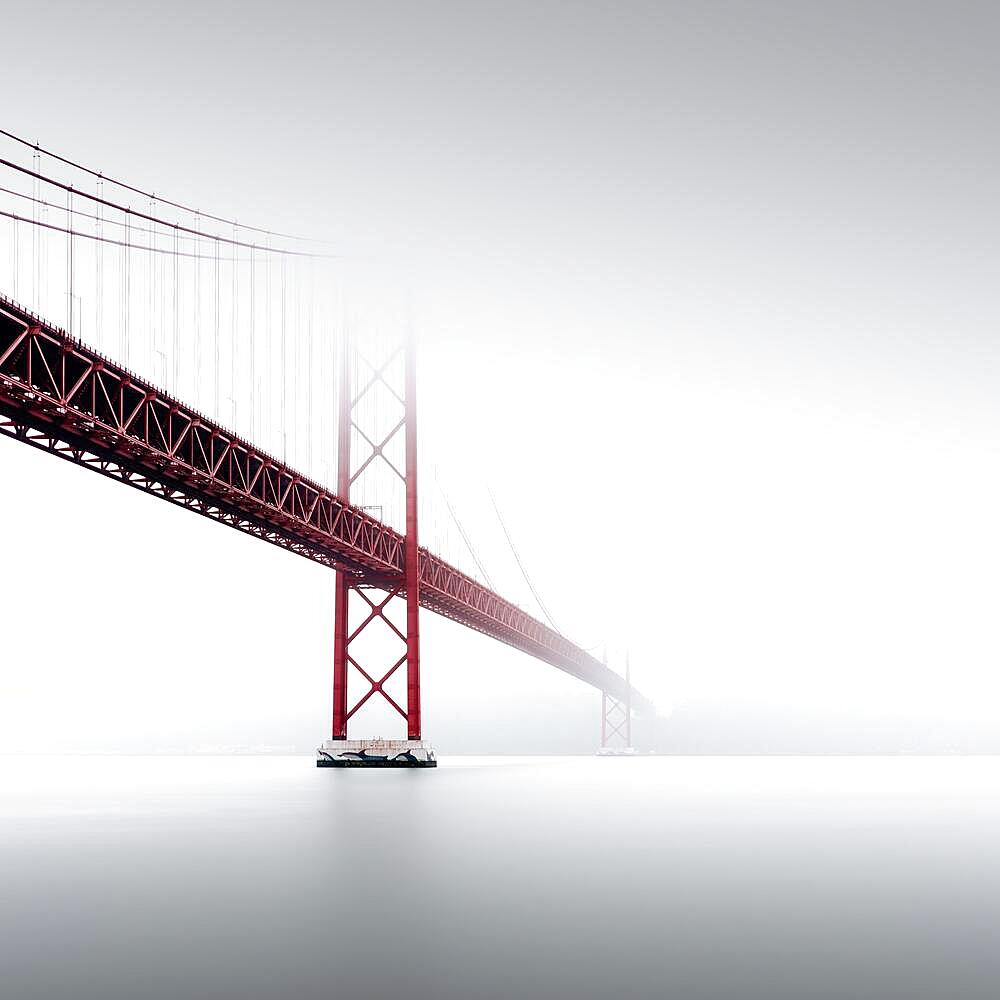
[0,295,652,714]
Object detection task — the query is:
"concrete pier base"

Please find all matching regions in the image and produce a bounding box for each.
[316,739,437,768]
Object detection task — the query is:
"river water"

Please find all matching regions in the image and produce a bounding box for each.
[3,754,1000,999]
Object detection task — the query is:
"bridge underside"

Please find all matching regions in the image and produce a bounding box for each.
[0,295,651,713]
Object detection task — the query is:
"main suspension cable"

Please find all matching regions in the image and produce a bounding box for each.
[0,127,331,243]
[488,488,564,633]
[436,479,496,589]
[0,208,283,262]
[0,156,334,258]
[0,182,215,243]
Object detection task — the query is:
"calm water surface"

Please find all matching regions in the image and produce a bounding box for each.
[3,754,1000,999]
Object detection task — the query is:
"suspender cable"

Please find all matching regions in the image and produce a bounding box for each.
[11,203,17,299]
[158,205,165,380]
[149,197,156,378]
[306,258,313,478]
[250,243,256,438]
[96,176,102,348]
[32,146,38,309]
[214,235,220,418]
[41,175,48,316]
[66,186,74,334]
[172,224,179,391]
[194,210,201,408]
[281,252,287,460]
[123,208,130,365]
[231,223,238,427]
[265,235,271,449]
[293,259,299,465]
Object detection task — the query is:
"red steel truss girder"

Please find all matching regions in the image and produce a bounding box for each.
[0,296,651,714]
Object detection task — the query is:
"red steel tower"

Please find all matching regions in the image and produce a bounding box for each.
[320,328,434,767]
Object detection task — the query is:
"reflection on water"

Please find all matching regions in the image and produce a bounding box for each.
[3,755,1000,999]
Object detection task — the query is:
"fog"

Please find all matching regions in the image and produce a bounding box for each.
[2,1,1000,752]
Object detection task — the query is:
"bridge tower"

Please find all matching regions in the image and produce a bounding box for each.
[318,328,435,768]
[597,651,636,756]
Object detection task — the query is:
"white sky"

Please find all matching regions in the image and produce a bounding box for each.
[1,1,999,752]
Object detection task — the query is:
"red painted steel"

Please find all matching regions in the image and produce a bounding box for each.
[0,295,651,713]
[404,330,421,739]
[330,324,423,739]
[342,584,410,725]
[331,327,352,739]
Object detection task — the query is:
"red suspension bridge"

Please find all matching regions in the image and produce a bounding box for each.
[0,130,650,764]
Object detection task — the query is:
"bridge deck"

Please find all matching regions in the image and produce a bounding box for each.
[0,296,651,713]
